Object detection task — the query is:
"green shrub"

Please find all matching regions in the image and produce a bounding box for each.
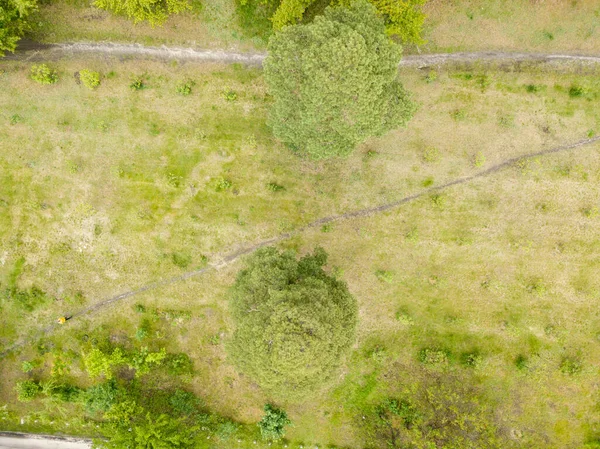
[396,310,414,325]
[134,304,146,313]
[166,353,194,375]
[169,389,201,415]
[321,223,332,233]
[176,81,193,96]
[94,0,190,25]
[97,412,197,449]
[568,85,584,98]
[216,421,239,440]
[421,147,440,163]
[375,270,394,284]
[130,78,146,90]
[376,398,420,429]
[258,404,290,441]
[135,322,150,341]
[129,347,167,377]
[241,0,426,45]
[30,64,58,85]
[80,69,101,89]
[344,0,426,44]
[3,286,50,312]
[83,347,126,379]
[215,177,233,191]
[171,251,192,268]
[264,1,414,159]
[430,193,446,209]
[267,182,285,192]
[514,354,528,371]
[560,357,582,375]
[15,380,42,402]
[221,89,238,101]
[418,348,449,366]
[21,360,39,373]
[525,84,541,93]
[47,383,83,402]
[228,247,358,399]
[363,374,502,449]
[461,351,483,368]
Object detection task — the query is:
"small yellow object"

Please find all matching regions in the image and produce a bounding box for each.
[57,316,66,324]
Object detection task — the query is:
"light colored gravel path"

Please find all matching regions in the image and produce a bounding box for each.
[0,433,91,449]
[4,41,600,68]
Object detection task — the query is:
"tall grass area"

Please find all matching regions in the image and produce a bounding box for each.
[1,59,600,448]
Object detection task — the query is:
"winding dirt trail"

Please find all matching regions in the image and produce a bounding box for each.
[4,40,600,68]
[2,135,599,358]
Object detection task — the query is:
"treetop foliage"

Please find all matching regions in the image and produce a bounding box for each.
[339,0,427,44]
[245,0,427,45]
[228,247,358,399]
[264,0,415,159]
[0,0,37,57]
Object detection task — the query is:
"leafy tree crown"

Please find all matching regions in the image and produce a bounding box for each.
[264,0,414,159]
[228,247,358,399]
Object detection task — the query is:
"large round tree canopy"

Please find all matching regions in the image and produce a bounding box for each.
[228,247,358,400]
[264,0,415,159]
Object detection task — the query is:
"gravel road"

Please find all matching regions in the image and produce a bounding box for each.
[0,433,90,449]
[5,40,600,69]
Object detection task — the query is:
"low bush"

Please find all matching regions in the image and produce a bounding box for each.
[47,383,82,402]
[418,348,449,366]
[169,389,201,415]
[80,70,101,89]
[166,353,194,375]
[258,404,290,441]
[130,78,146,90]
[15,380,42,402]
[176,81,193,96]
[84,381,119,413]
[221,89,237,102]
[3,286,50,312]
[560,357,582,375]
[30,64,58,85]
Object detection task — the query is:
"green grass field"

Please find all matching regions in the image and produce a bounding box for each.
[1,57,600,448]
